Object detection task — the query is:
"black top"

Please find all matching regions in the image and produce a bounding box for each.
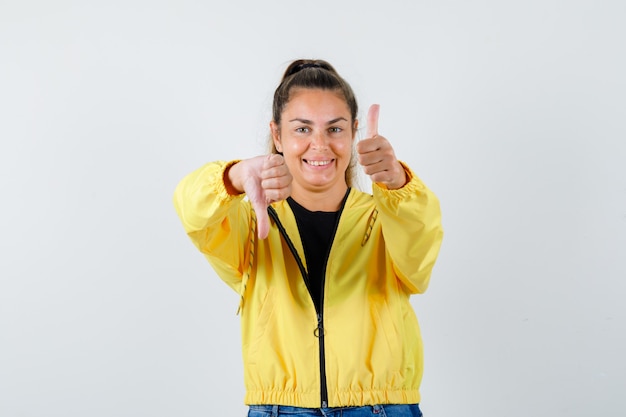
[287,197,340,309]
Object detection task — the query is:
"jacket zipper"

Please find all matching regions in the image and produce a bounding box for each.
[267,189,350,408]
[316,312,327,408]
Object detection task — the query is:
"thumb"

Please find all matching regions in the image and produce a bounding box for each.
[366,104,380,138]
[244,155,272,239]
[254,154,274,239]
[251,200,270,240]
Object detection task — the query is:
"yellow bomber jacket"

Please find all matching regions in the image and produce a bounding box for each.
[173,160,443,408]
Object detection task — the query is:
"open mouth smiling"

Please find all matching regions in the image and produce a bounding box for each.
[304,159,333,166]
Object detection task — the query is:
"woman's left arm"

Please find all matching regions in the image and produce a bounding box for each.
[357,105,443,293]
[373,162,444,294]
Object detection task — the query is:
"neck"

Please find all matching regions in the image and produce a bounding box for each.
[290,186,349,212]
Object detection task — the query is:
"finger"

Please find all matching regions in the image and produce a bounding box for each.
[264,153,285,169]
[356,136,382,156]
[262,173,292,194]
[366,104,380,139]
[261,154,286,183]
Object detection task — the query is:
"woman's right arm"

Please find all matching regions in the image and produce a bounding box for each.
[173,156,292,289]
[173,160,252,290]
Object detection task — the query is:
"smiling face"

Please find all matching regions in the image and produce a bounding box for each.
[271,88,357,206]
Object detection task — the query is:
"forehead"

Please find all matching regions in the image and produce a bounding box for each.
[283,88,351,118]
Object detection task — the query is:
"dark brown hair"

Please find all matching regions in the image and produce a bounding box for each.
[269,59,359,187]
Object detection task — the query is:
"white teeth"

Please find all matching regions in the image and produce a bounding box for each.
[307,160,331,166]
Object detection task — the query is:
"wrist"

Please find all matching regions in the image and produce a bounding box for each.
[224,161,244,195]
[387,163,408,190]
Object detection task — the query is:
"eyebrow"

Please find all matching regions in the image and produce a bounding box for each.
[288,117,349,124]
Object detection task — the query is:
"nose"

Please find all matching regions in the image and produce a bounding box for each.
[310,130,328,150]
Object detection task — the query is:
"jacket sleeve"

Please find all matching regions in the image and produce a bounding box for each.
[372,162,444,294]
[172,160,252,292]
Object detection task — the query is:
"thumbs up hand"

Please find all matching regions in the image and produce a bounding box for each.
[226,154,292,239]
[356,104,407,190]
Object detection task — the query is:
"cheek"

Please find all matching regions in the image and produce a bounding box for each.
[332,139,353,155]
[283,140,308,158]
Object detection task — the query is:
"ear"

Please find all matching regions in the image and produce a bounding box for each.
[352,119,359,140]
[270,121,282,152]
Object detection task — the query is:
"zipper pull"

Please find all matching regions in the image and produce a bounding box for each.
[314,313,324,338]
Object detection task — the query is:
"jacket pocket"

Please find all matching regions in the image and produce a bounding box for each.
[246,288,276,365]
[371,301,403,373]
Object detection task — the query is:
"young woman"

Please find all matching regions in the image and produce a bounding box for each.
[174,59,443,417]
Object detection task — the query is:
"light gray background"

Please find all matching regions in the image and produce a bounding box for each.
[1,1,624,416]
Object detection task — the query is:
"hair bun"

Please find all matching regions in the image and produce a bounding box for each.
[298,63,322,70]
[286,62,321,77]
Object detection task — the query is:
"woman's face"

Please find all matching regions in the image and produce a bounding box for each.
[271,88,356,196]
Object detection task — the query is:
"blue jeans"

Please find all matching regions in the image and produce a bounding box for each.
[248,404,422,417]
